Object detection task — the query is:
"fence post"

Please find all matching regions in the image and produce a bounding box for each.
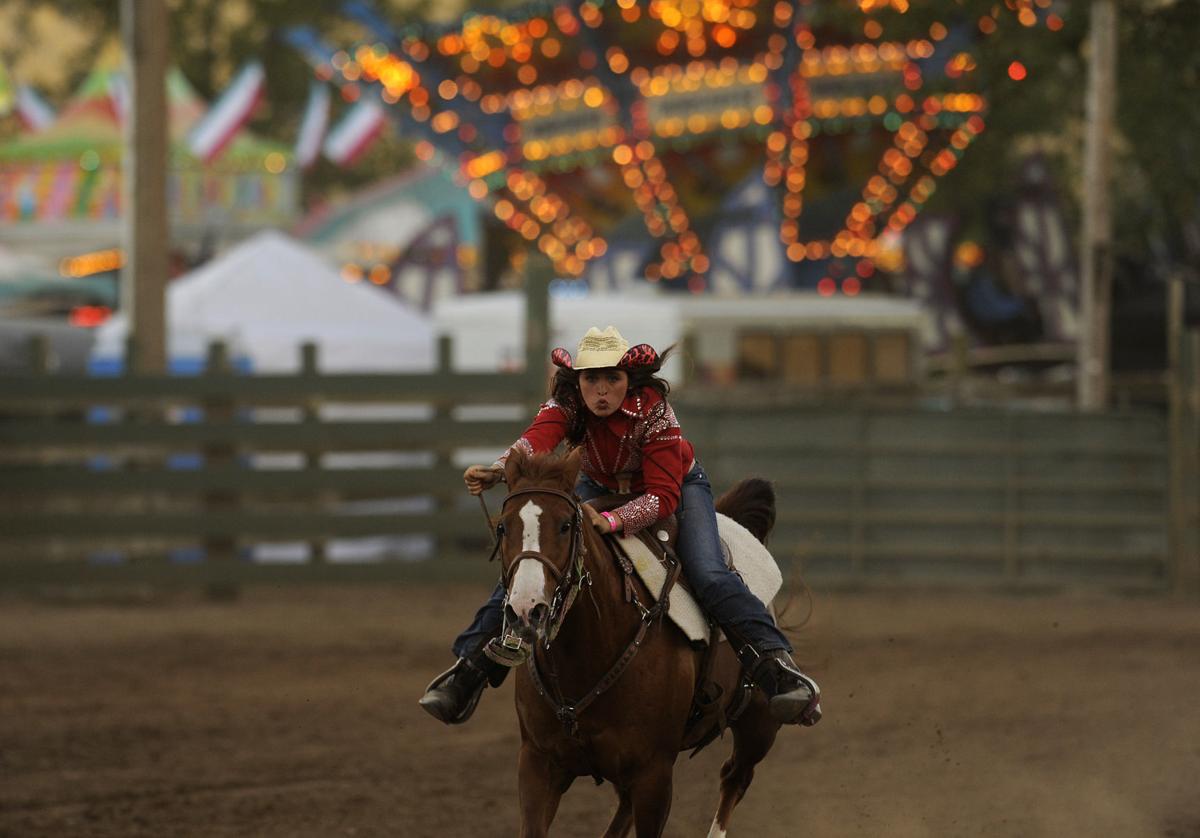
[681,332,699,389]
[950,333,969,405]
[434,335,458,561]
[849,407,867,577]
[1188,331,1200,593]
[26,336,53,477]
[1003,412,1019,581]
[203,340,238,599]
[1170,287,1200,594]
[125,334,140,373]
[301,342,327,564]
[27,334,51,374]
[524,256,551,407]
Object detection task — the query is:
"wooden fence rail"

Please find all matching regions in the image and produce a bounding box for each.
[673,398,1181,591]
[2,330,1197,594]
[0,334,542,587]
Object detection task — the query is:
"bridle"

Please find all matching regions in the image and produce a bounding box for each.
[489,483,681,739]
[491,486,590,651]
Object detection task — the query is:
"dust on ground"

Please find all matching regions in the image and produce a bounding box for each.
[2,583,1199,837]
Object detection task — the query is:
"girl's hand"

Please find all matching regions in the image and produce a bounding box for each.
[463,464,503,495]
[584,504,622,534]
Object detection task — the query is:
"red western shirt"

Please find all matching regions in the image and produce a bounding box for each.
[498,387,696,534]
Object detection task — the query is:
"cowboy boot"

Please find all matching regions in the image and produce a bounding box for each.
[418,645,510,725]
[741,646,822,727]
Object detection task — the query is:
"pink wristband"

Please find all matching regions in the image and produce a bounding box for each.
[601,511,617,533]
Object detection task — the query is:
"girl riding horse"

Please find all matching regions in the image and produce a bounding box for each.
[419,326,821,728]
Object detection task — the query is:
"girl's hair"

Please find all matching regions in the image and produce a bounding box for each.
[549,345,676,446]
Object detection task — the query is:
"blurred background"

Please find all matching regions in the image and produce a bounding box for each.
[0,0,1198,835]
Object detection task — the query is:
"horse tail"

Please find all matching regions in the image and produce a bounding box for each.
[713,477,776,545]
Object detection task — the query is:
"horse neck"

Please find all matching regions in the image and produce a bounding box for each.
[542,527,641,686]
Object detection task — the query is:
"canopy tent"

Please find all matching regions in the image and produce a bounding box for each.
[0,243,56,282]
[91,230,434,372]
[433,289,684,381]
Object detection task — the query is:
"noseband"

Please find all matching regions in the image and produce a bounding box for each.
[494,486,589,650]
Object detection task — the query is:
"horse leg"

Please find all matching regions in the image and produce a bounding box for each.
[517,744,573,838]
[601,786,633,838]
[708,701,779,837]
[628,760,675,838]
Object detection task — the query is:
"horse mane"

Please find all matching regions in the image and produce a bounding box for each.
[514,449,578,490]
[714,478,776,545]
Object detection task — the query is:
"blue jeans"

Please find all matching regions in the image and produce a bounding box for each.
[450,464,791,658]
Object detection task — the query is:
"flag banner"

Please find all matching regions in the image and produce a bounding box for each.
[41,163,80,221]
[323,97,386,167]
[294,82,331,169]
[15,85,56,132]
[108,72,130,124]
[187,61,266,164]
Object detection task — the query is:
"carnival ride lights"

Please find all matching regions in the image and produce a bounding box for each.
[59,248,124,278]
[69,305,113,328]
[290,0,1055,290]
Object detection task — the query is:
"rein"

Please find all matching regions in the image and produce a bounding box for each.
[527,543,681,738]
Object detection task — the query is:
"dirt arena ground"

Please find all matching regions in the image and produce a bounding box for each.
[2,582,1199,838]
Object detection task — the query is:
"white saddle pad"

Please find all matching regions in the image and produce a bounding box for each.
[616,513,783,644]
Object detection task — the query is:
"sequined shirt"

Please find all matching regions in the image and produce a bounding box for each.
[497,388,695,535]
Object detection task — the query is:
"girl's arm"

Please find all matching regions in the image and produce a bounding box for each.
[491,400,571,474]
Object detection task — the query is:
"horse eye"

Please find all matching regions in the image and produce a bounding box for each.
[559,521,572,533]
[496,523,506,535]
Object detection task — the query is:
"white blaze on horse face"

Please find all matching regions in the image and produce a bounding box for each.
[519,500,543,553]
[508,500,549,622]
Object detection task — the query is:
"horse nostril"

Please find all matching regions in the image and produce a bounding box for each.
[504,603,519,627]
[529,603,548,628]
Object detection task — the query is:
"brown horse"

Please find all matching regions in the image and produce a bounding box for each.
[494,446,788,838]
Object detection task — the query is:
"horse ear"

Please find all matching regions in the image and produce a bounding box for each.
[504,446,527,486]
[562,446,584,489]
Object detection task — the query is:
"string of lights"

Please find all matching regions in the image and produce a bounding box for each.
[291,0,1045,292]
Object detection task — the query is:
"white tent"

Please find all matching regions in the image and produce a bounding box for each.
[0,244,57,282]
[433,289,684,382]
[92,230,434,372]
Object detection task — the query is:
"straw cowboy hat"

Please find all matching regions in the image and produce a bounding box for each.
[550,326,660,372]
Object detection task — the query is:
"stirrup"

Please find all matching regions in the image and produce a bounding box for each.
[743,647,823,727]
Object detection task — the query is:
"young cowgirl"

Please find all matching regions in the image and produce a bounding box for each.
[420,326,821,727]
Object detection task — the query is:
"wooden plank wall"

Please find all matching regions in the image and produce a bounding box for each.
[1,341,1190,593]
[676,401,1172,590]
[0,337,540,587]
